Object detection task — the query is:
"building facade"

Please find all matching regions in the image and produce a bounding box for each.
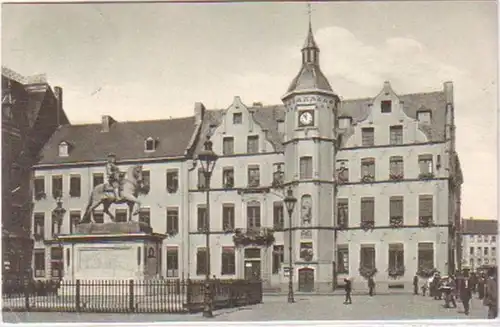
[460,218,498,270]
[30,25,463,292]
[2,67,69,283]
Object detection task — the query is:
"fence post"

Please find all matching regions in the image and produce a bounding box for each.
[128,279,135,312]
[186,279,192,312]
[75,280,81,312]
[24,279,30,311]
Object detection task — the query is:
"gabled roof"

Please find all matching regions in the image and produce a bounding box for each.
[36,117,196,165]
[461,219,498,235]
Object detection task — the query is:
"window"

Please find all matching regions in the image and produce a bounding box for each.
[389,156,404,180]
[166,208,179,235]
[34,249,45,278]
[58,142,69,157]
[360,197,375,223]
[233,113,242,124]
[477,247,482,256]
[196,248,207,275]
[142,170,150,193]
[166,169,179,193]
[93,173,104,188]
[360,245,376,269]
[247,201,261,229]
[223,137,234,155]
[115,209,126,223]
[244,248,261,259]
[361,158,375,182]
[361,127,374,146]
[51,212,62,237]
[417,242,434,270]
[477,258,482,266]
[247,135,259,154]
[485,247,489,256]
[166,247,179,277]
[69,211,80,234]
[94,210,104,224]
[299,156,313,179]
[52,175,63,198]
[221,247,236,275]
[222,167,234,188]
[34,177,45,200]
[337,198,349,228]
[389,196,404,225]
[418,154,434,177]
[336,160,349,183]
[139,208,150,226]
[247,166,260,187]
[145,137,156,152]
[50,247,63,278]
[300,242,313,261]
[197,205,207,232]
[222,204,235,230]
[337,245,349,274]
[272,245,284,274]
[418,195,433,225]
[381,100,392,113]
[492,247,496,257]
[198,169,206,190]
[469,258,474,268]
[470,247,474,255]
[69,175,81,197]
[388,243,404,270]
[389,126,403,145]
[492,236,496,243]
[34,213,45,239]
[273,202,284,230]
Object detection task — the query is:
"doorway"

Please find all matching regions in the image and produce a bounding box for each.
[298,267,314,292]
[244,261,261,280]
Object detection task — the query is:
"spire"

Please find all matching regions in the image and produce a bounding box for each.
[301,4,319,65]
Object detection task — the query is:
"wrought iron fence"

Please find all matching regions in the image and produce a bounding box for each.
[2,278,263,313]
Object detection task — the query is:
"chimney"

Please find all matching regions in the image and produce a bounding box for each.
[194,102,205,125]
[444,81,453,105]
[101,115,116,133]
[54,86,63,126]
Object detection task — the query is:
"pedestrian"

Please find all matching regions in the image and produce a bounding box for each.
[459,270,472,315]
[368,276,375,296]
[483,267,498,319]
[478,273,486,300]
[421,281,428,296]
[413,274,419,295]
[441,276,457,309]
[344,278,352,304]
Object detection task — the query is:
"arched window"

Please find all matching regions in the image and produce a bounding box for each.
[58,141,69,157]
[144,137,156,152]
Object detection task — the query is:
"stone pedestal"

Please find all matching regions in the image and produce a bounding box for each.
[56,222,167,296]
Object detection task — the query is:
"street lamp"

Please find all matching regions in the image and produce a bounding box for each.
[52,197,66,281]
[283,187,297,303]
[197,136,218,318]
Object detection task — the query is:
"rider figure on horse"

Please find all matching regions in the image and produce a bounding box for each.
[106,153,121,199]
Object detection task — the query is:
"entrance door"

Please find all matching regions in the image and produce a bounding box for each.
[298,268,314,292]
[244,261,261,280]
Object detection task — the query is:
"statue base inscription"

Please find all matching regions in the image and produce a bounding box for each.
[56,222,167,297]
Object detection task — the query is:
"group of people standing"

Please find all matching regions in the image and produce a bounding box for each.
[414,267,498,319]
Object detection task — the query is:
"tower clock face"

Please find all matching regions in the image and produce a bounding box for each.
[299,110,314,127]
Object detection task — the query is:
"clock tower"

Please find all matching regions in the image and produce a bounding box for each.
[281,20,340,292]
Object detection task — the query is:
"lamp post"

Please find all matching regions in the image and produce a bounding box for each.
[52,197,66,281]
[283,187,297,303]
[197,136,218,318]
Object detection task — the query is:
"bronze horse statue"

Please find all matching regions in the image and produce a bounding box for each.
[81,165,145,223]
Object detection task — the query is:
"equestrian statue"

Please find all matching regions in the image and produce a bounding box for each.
[80,153,146,223]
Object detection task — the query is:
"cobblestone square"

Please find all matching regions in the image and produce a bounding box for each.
[3,294,490,323]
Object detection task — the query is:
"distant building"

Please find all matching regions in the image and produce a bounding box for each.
[30,23,463,292]
[461,218,498,270]
[1,67,69,282]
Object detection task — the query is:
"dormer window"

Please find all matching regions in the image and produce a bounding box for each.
[417,108,432,125]
[58,141,69,157]
[144,137,156,152]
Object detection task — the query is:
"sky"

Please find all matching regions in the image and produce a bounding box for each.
[2,1,498,220]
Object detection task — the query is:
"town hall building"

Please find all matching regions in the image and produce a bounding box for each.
[29,23,463,292]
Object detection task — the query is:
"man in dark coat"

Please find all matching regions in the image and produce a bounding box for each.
[344,278,352,304]
[413,274,419,295]
[368,276,375,296]
[478,273,486,299]
[484,267,498,319]
[459,270,472,315]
